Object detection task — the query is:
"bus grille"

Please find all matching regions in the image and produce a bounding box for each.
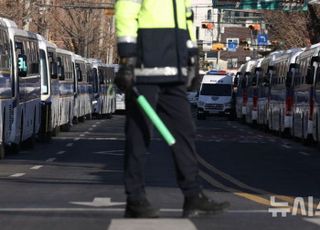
[205,104,223,110]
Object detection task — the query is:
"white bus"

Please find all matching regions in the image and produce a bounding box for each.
[37,34,60,140]
[72,54,92,123]
[56,48,74,131]
[246,58,264,125]
[269,48,304,136]
[294,44,320,142]
[235,61,256,121]
[105,64,116,116]
[258,51,284,129]
[1,18,41,153]
[0,19,14,157]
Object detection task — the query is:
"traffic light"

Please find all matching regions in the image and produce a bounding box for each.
[17,54,27,77]
[212,43,224,51]
[18,56,27,72]
[248,24,260,31]
[105,8,114,16]
[202,22,214,30]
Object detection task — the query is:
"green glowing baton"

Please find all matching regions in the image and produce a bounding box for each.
[132,87,176,146]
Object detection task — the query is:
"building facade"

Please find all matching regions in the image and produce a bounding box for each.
[192,0,267,72]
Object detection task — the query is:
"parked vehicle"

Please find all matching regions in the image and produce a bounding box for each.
[37,34,60,140]
[235,61,256,121]
[197,70,233,120]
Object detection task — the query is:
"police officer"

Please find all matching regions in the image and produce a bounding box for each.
[114,0,229,218]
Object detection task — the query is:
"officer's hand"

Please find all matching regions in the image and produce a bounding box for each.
[114,57,136,92]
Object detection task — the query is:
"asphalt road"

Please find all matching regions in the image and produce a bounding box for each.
[0,110,320,230]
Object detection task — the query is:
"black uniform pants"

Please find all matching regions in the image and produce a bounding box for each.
[124,83,201,201]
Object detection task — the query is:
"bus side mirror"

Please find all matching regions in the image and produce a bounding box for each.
[285,72,292,88]
[58,66,65,81]
[18,54,28,77]
[51,62,58,79]
[306,66,315,85]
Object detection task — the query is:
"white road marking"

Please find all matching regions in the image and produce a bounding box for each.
[80,134,85,137]
[30,165,43,170]
[9,173,25,178]
[304,218,320,226]
[66,143,73,147]
[299,152,310,156]
[46,158,56,162]
[70,197,125,207]
[56,151,66,155]
[74,138,80,141]
[0,207,268,214]
[108,219,197,230]
[92,125,97,128]
[282,144,292,149]
[85,131,90,134]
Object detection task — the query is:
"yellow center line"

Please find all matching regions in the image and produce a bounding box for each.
[197,154,317,211]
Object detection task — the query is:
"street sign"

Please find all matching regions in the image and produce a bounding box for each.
[227,38,239,52]
[257,33,268,46]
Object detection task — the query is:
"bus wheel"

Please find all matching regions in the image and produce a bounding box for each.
[197,111,206,120]
[78,116,85,123]
[51,126,59,137]
[282,128,291,138]
[0,145,4,159]
[8,144,20,154]
[106,113,113,119]
[60,123,71,132]
[23,135,35,149]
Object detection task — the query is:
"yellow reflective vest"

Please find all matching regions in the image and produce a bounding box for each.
[115,0,197,83]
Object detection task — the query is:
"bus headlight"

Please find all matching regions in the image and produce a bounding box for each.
[198,101,205,107]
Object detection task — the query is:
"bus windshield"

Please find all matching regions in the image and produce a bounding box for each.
[200,84,231,96]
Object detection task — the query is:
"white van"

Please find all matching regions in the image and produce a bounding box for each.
[196,70,233,119]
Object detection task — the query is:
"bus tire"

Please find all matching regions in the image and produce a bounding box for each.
[106,113,112,119]
[78,116,85,123]
[51,126,59,137]
[0,145,4,159]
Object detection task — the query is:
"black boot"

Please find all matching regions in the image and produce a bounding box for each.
[125,198,159,218]
[183,192,230,217]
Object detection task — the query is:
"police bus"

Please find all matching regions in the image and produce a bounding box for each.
[269,48,304,136]
[294,44,320,142]
[73,54,91,123]
[56,48,74,131]
[1,18,41,154]
[105,64,117,117]
[258,51,283,129]
[235,60,256,121]
[0,18,14,157]
[37,34,60,140]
